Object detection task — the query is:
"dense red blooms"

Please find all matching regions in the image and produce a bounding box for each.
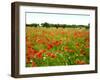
[27,47,37,58]
[26,27,89,67]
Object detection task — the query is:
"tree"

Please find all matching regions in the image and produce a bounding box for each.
[41,22,50,27]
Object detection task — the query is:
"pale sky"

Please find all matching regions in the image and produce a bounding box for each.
[26,12,90,25]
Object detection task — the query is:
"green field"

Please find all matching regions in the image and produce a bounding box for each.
[26,26,89,67]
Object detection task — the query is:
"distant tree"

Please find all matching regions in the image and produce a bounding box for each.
[85,24,90,29]
[32,23,39,27]
[41,22,50,27]
[26,23,39,27]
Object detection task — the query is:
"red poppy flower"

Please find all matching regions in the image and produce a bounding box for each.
[68,49,75,53]
[53,41,61,46]
[47,44,53,50]
[32,61,37,67]
[75,42,80,48]
[80,49,86,55]
[75,60,86,64]
[36,51,43,59]
[47,52,56,58]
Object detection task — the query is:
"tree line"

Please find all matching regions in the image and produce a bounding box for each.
[26,22,90,29]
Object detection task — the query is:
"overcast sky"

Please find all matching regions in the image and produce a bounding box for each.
[26,12,90,25]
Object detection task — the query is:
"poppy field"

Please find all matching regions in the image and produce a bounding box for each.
[26,27,89,67]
